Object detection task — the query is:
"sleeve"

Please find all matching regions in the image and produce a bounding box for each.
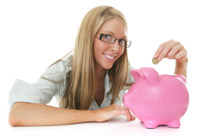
[8,59,71,107]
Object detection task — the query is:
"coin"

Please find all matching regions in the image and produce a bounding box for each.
[152,58,159,64]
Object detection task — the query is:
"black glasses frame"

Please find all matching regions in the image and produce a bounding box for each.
[96,33,132,48]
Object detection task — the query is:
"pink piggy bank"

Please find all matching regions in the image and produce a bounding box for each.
[123,67,189,128]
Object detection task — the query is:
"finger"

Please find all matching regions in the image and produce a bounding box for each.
[131,115,136,120]
[168,45,183,59]
[154,44,165,59]
[113,105,134,121]
[157,41,181,61]
[123,108,135,121]
[124,108,135,121]
[154,40,174,58]
[157,43,173,61]
[117,109,132,121]
[125,109,132,121]
[175,49,187,60]
[124,110,132,121]
[128,110,135,121]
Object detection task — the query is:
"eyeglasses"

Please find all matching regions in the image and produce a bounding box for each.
[95,33,132,48]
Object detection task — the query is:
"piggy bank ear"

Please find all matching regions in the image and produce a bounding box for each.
[131,69,143,82]
[140,67,160,85]
[131,68,160,85]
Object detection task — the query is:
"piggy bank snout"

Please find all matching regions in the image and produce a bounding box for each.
[123,93,131,109]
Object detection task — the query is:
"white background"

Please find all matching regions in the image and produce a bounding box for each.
[0,0,200,135]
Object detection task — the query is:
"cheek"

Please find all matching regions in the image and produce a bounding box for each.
[94,40,103,62]
[118,47,125,56]
[94,40,109,55]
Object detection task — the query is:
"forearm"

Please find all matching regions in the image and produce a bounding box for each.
[174,58,188,78]
[9,102,95,126]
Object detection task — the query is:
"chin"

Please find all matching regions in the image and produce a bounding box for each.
[103,64,114,70]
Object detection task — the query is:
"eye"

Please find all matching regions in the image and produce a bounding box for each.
[103,34,112,40]
[119,39,126,46]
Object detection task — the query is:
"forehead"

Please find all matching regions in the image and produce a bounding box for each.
[98,18,127,38]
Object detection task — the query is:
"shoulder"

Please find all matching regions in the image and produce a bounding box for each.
[41,55,73,82]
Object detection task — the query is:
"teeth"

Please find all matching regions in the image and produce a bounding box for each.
[104,54,114,60]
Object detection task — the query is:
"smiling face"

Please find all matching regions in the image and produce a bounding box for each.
[94,18,127,71]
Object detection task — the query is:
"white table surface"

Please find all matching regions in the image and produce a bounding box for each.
[1,107,199,136]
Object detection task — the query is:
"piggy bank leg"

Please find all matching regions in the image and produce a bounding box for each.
[143,120,159,128]
[167,120,180,128]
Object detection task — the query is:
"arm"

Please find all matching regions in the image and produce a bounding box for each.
[9,102,94,126]
[175,58,188,77]
[153,40,188,77]
[9,103,134,126]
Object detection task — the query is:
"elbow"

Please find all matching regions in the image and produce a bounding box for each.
[8,103,25,126]
[9,110,19,126]
[9,114,17,127]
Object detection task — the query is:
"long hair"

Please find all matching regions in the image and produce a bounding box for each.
[59,6,132,110]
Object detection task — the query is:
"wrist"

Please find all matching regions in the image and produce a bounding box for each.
[176,57,188,67]
[90,110,105,122]
[175,57,188,78]
[87,110,98,122]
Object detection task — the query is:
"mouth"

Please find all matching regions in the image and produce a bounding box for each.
[103,53,116,61]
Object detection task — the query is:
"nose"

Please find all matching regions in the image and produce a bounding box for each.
[111,40,120,52]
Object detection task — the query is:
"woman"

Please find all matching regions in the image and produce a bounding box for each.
[8,6,188,126]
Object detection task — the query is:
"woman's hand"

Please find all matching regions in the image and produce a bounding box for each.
[93,104,135,122]
[153,40,188,64]
[153,39,188,77]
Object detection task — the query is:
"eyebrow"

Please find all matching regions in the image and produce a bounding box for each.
[102,31,127,39]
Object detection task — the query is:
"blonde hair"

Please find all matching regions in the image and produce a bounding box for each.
[59,6,132,109]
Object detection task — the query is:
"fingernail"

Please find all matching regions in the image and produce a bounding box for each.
[158,56,162,61]
[154,54,158,58]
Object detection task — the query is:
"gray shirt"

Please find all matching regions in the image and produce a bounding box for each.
[8,55,134,110]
